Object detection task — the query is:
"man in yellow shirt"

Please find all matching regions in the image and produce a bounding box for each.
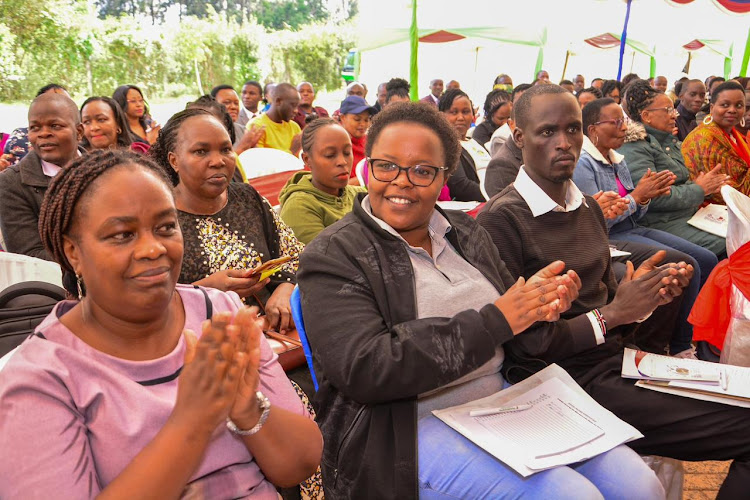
[247,82,302,156]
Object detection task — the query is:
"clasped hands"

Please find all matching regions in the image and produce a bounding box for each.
[172,307,266,435]
[495,260,582,334]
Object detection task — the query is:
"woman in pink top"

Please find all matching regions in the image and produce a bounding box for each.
[0,150,322,498]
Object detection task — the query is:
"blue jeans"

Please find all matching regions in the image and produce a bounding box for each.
[610,226,718,354]
[418,416,665,499]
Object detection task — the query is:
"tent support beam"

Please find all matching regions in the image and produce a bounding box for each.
[617,0,633,81]
[409,0,419,101]
[740,27,750,77]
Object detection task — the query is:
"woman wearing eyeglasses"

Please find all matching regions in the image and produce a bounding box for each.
[295,103,670,499]
[618,80,728,257]
[573,97,717,358]
[682,81,750,199]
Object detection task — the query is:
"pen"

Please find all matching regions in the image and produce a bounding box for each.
[469,404,533,417]
[720,369,729,391]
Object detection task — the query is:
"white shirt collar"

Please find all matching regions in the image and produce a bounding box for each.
[513,165,588,217]
[361,195,451,244]
[581,135,624,164]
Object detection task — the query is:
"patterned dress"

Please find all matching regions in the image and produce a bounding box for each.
[3,127,31,165]
[178,182,304,307]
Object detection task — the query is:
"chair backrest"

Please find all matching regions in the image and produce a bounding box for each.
[354,158,367,187]
[0,281,67,358]
[0,253,63,292]
[248,171,300,208]
[290,285,319,391]
[237,147,304,179]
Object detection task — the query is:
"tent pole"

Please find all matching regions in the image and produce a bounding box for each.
[562,50,570,80]
[617,0,633,81]
[741,27,750,77]
[724,43,733,80]
[409,0,419,101]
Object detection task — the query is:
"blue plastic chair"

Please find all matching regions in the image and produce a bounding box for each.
[290,285,319,391]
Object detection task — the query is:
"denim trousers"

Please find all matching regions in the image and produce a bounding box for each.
[418,415,665,499]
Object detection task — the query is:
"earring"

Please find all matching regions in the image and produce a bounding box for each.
[76,274,84,300]
[594,135,599,146]
[117,128,122,134]
[703,115,713,125]
[741,117,746,128]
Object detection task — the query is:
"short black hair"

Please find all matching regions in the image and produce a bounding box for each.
[623,79,659,122]
[708,76,726,91]
[437,88,471,112]
[710,81,746,104]
[210,84,236,98]
[559,79,574,86]
[591,78,603,85]
[512,84,533,102]
[36,83,67,97]
[79,96,134,149]
[582,97,617,136]
[621,73,640,89]
[366,102,461,176]
[578,86,603,99]
[514,84,571,130]
[30,93,80,126]
[243,80,262,92]
[385,78,410,103]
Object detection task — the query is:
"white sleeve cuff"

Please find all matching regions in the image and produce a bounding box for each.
[587,310,606,345]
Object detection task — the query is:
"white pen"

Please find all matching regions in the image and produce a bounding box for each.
[469,404,533,417]
[720,369,729,391]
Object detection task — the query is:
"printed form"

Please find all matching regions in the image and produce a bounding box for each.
[433,364,642,477]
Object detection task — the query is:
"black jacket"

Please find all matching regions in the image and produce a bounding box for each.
[485,137,523,198]
[0,151,51,260]
[297,194,515,499]
[447,148,485,202]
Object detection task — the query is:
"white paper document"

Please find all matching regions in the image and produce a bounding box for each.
[436,200,481,212]
[687,203,728,238]
[432,364,642,477]
[622,348,750,408]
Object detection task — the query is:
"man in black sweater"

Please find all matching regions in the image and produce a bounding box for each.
[477,84,750,497]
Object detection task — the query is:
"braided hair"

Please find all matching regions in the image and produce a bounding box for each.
[301,117,340,155]
[149,108,213,186]
[623,79,660,122]
[482,89,511,118]
[187,95,236,144]
[39,150,172,296]
[437,88,471,112]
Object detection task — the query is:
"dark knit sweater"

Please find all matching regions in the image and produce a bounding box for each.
[477,185,626,380]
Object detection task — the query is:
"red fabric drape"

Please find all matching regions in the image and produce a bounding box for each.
[689,241,750,349]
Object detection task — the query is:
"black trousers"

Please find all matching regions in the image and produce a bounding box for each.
[573,352,750,500]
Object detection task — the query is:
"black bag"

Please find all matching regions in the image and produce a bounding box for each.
[0,281,67,357]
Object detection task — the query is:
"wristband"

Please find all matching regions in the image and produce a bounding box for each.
[226,391,271,436]
[587,309,607,345]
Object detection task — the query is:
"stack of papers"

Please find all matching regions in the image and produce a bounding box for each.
[622,348,750,408]
[432,364,642,477]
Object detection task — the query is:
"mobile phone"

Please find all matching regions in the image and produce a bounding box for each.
[249,255,292,281]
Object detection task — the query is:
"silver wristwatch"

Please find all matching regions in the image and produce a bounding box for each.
[226,391,271,436]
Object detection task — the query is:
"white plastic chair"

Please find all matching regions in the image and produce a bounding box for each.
[0,253,63,293]
[355,158,368,187]
[237,148,304,179]
[719,185,750,366]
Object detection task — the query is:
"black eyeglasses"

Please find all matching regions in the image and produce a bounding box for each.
[368,158,447,187]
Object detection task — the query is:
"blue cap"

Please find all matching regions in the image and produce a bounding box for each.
[340,95,377,115]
